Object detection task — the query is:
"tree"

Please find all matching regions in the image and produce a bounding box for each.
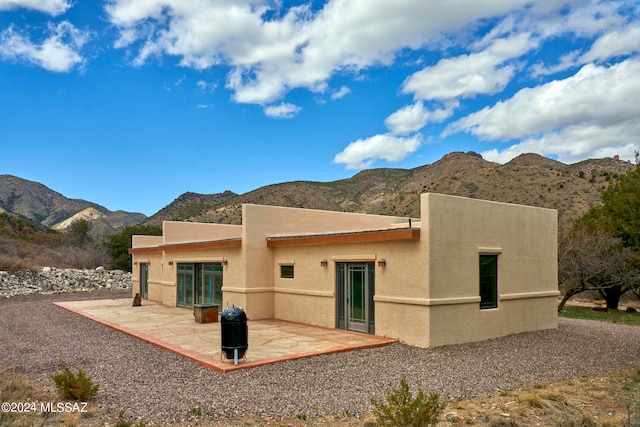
[590,163,640,252]
[103,224,162,272]
[557,220,637,310]
[563,163,640,310]
[68,219,92,248]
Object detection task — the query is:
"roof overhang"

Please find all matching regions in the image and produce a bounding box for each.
[128,238,242,254]
[266,228,420,247]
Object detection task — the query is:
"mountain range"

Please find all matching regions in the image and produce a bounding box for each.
[146,152,634,230]
[0,174,146,238]
[0,152,635,240]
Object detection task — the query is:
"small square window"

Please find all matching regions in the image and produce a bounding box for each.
[479,255,497,309]
[280,265,294,279]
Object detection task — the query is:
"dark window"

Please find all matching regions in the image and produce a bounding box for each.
[479,255,498,309]
[280,265,294,279]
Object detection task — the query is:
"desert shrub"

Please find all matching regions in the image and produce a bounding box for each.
[49,362,99,401]
[0,235,110,272]
[370,375,445,427]
[1,364,50,427]
[103,224,162,272]
[115,410,147,427]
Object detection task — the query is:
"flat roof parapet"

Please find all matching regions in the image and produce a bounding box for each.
[129,237,242,254]
[266,228,420,247]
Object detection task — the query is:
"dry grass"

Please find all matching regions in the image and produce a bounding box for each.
[437,369,640,427]
[0,236,110,272]
[0,363,105,427]
[2,363,638,426]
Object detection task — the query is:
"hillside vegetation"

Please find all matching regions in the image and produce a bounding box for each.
[0,174,146,238]
[0,152,634,272]
[147,152,634,230]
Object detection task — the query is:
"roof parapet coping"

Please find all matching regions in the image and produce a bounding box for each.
[389,220,421,229]
[266,227,420,247]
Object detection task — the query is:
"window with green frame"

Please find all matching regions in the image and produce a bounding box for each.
[280,265,294,278]
[177,262,223,308]
[479,255,498,309]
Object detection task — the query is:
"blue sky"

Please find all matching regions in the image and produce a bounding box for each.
[1,0,638,216]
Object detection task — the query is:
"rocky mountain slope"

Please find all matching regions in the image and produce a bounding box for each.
[146,152,635,230]
[3,153,633,239]
[0,175,146,237]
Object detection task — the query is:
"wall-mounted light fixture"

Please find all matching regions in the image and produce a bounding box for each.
[221,259,228,266]
[320,259,328,267]
[377,258,387,267]
[168,261,173,266]
[133,261,138,266]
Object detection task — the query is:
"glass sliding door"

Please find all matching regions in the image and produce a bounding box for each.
[204,263,215,305]
[178,262,223,308]
[140,263,149,299]
[195,263,215,305]
[213,263,223,307]
[177,264,194,307]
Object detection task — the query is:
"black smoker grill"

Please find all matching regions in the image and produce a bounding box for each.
[220,305,248,365]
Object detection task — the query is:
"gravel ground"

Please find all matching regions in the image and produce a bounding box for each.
[2,290,640,425]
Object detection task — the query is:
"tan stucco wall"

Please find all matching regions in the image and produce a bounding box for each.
[131,248,242,307]
[239,204,410,320]
[271,239,424,330]
[132,235,162,248]
[422,193,559,347]
[162,221,241,244]
[131,194,558,348]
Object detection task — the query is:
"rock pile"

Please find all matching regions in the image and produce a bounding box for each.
[0,266,131,298]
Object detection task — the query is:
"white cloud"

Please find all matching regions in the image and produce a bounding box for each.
[531,50,581,77]
[263,102,301,119]
[384,101,455,135]
[113,28,137,49]
[0,21,89,72]
[105,0,540,106]
[225,66,289,104]
[101,0,638,167]
[581,23,640,63]
[333,133,422,169]
[196,80,217,93]
[532,23,640,77]
[330,86,351,100]
[482,127,639,164]
[402,33,538,101]
[0,0,70,15]
[451,58,640,163]
[524,0,629,75]
[533,0,625,39]
[448,59,640,139]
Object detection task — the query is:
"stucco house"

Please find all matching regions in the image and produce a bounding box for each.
[129,193,559,348]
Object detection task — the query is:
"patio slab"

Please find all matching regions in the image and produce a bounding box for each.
[54,299,397,373]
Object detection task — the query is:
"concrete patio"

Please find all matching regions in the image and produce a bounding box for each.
[55,299,396,373]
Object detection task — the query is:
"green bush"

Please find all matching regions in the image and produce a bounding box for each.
[103,224,162,271]
[370,375,445,427]
[49,362,99,401]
